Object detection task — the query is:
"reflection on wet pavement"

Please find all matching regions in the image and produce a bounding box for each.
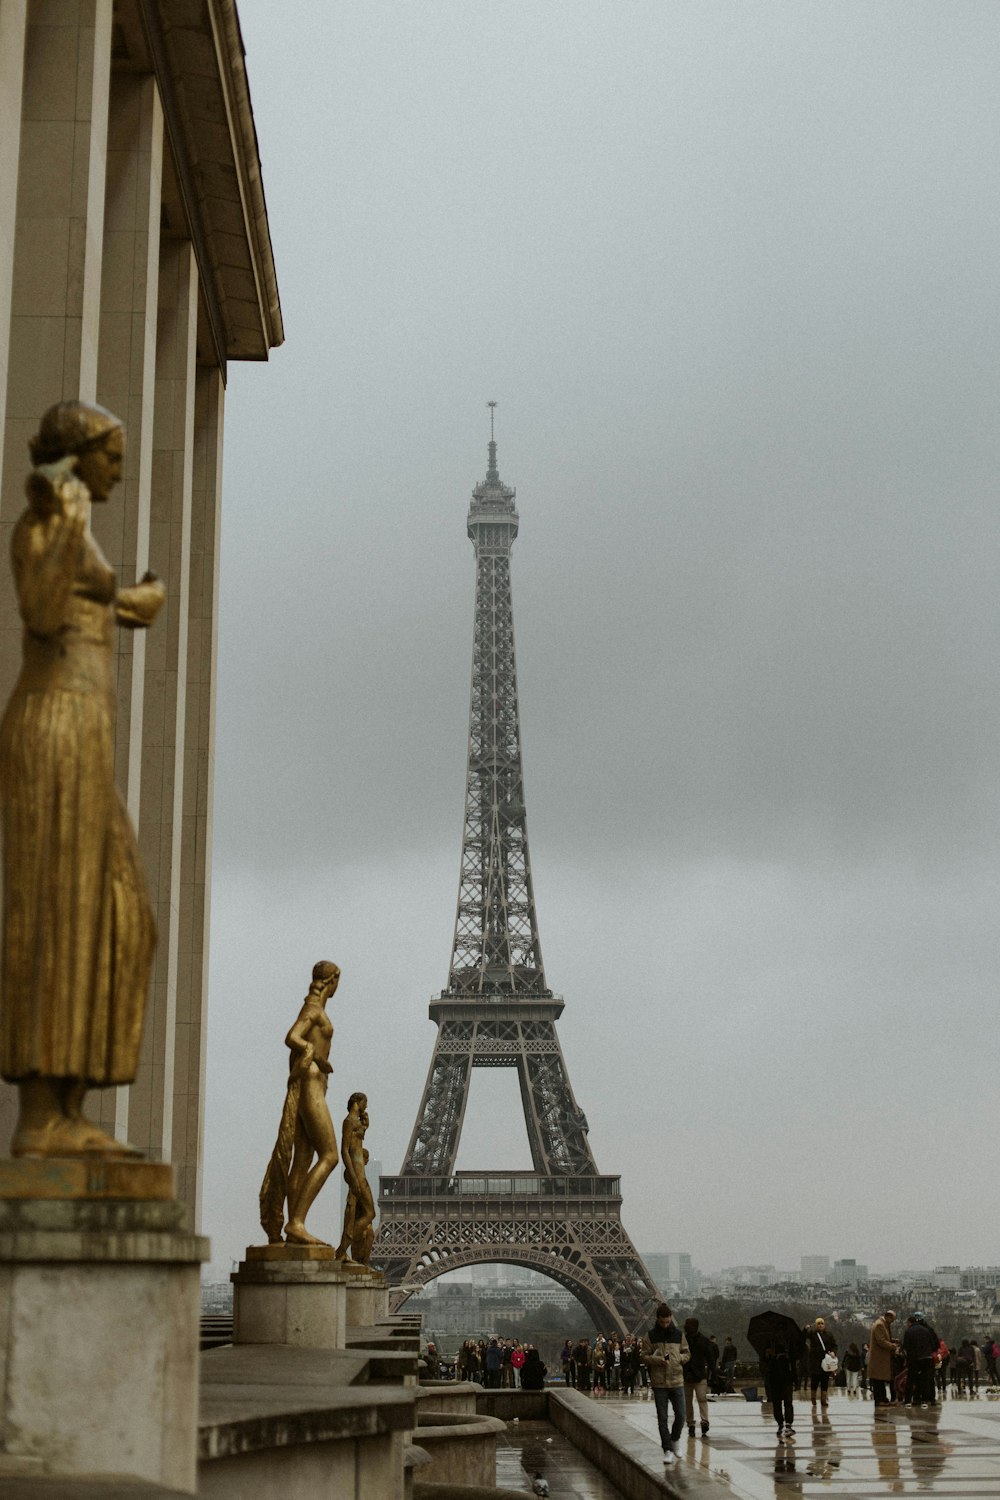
[601,1388,1000,1498]
[496,1419,626,1497]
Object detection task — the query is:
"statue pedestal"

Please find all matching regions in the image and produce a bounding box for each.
[232,1245,351,1349]
[340,1263,388,1327]
[0,1158,207,1493]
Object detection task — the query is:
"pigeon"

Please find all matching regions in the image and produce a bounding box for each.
[532,1476,550,1497]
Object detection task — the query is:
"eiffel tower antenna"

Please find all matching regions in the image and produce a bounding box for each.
[376,427,662,1333]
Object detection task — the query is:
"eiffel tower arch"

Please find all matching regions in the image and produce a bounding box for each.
[376,413,661,1334]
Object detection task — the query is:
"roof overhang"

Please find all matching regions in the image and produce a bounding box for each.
[115,0,284,373]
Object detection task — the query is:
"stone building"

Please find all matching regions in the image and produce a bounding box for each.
[0,0,281,1220]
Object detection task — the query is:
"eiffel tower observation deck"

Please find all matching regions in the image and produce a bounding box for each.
[376,411,661,1333]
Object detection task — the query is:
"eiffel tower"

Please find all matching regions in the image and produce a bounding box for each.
[376,410,662,1332]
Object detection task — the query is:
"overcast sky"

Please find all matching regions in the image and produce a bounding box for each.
[203,2,999,1284]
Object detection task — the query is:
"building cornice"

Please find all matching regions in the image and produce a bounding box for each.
[136,0,284,373]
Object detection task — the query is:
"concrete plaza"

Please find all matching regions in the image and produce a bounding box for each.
[604,1389,1000,1498]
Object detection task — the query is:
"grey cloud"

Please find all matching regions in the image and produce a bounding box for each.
[203,1,999,1277]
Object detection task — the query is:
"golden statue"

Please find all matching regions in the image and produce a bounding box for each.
[259,961,340,1246]
[0,401,163,1158]
[335,1091,374,1266]
[334,1143,368,1262]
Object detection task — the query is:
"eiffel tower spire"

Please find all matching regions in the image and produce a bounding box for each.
[447,404,547,998]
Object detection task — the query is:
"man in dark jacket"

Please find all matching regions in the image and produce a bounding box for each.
[720,1336,738,1391]
[805,1318,838,1410]
[484,1339,502,1389]
[683,1317,714,1438]
[902,1314,939,1407]
[762,1338,797,1441]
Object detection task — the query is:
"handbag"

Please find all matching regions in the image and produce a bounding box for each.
[821,1352,839,1373]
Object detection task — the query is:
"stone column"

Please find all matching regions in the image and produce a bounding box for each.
[1,0,113,559]
[0,0,113,1151]
[172,364,224,1221]
[127,238,198,1167]
[0,0,28,483]
[91,69,164,1144]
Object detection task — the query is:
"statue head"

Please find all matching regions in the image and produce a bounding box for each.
[310,959,340,995]
[29,401,122,465]
[347,1091,367,1113]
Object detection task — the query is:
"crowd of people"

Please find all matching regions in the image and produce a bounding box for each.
[422,1307,1000,1470]
[423,1338,549,1389]
[423,1324,741,1409]
[761,1313,1000,1446]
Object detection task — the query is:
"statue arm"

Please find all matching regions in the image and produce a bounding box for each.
[12,504,85,637]
[341,1125,361,1193]
[116,572,165,629]
[285,1006,318,1071]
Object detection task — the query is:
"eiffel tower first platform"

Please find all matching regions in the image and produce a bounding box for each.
[375,412,661,1333]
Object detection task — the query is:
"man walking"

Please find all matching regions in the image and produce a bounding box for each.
[641,1303,690,1467]
[805,1317,837,1411]
[720,1335,738,1391]
[683,1317,714,1438]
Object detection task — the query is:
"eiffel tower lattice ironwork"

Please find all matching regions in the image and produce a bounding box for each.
[376,414,662,1333]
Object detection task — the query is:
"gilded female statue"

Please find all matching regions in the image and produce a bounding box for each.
[0,401,163,1158]
[259,961,340,1246]
[335,1090,375,1266]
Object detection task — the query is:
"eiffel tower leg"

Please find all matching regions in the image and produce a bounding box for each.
[398,1030,473,1177]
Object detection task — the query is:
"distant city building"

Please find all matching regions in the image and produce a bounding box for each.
[801,1256,830,1282]
[830,1259,868,1286]
[481,1285,578,1313]
[718,1265,777,1288]
[643,1253,701,1295]
[961,1267,1000,1292]
[200,1281,233,1315]
[932,1266,962,1290]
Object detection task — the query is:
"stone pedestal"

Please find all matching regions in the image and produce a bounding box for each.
[0,1159,207,1493]
[232,1245,351,1349]
[341,1265,388,1327]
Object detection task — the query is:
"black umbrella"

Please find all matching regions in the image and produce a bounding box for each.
[747,1310,806,1359]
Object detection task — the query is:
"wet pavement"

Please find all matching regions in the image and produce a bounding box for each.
[496,1418,626,1496]
[603,1388,1000,1497]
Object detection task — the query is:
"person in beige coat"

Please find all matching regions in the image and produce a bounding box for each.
[868,1311,899,1407]
[641,1304,690,1466]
